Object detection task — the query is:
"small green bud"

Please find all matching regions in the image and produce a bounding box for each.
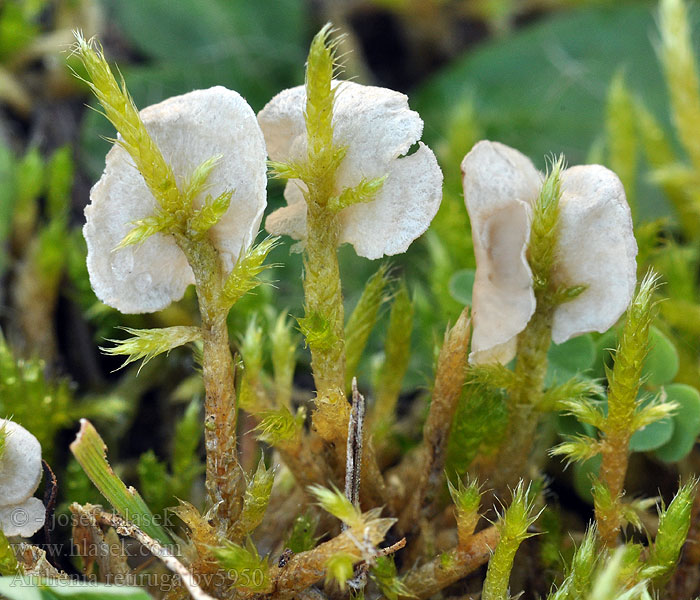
[221,237,279,307]
[448,476,482,545]
[240,317,264,378]
[528,156,564,293]
[230,457,275,540]
[297,311,337,352]
[212,538,270,592]
[328,175,387,214]
[325,552,356,590]
[308,484,363,529]
[254,407,304,446]
[114,211,174,250]
[187,190,233,237]
[550,435,601,467]
[643,477,698,587]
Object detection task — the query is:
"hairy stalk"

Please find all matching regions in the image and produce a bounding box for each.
[304,201,347,437]
[177,235,243,535]
[287,25,388,507]
[596,272,658,547]
[400,525,500,599]
[399,308,470,531]
[73,35,250,537]
[492,302,553,495]
[492,160,563,495]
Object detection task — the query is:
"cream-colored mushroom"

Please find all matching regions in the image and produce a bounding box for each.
[462,140,637,364]
[0,419,44,537]
[258,81,443,259]
[84,86,268,314]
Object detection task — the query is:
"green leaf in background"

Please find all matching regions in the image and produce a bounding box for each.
[642,326,679,386]
[448,268,475,306]
[415,4,673,221]
[629,397,674,452]
[81,0,310,178]
[0,577,152,600]
[655,384,700,462]
[546,334,596,384]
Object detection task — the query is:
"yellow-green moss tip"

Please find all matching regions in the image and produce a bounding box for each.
[72,33,180,214]
[529,156,564,293]
[482,482,539,600]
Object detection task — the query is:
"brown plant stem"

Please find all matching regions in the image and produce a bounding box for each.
[399,308,471,532]
[400,525,500,599]
[268,519,393,600]
[177,235,242,536]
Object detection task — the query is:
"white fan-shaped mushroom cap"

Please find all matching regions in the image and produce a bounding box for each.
[259,81,443,259]
[84,86,268,314]
[0,419,42,507]
[551,165,637,343]
[462,140,638,364]
[0,497,45,537]
[461,141,540,364]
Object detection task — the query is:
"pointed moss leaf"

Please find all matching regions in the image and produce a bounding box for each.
[655,384,700,462]
[221,237,279,307]
[231,457,275,539]
[642,326,679,386]
[573,454,602,504]
[188,190,233,236]
[448,269,476,306]
[0,577,153,600]
[629,399,674,452]
[546,334,596,384]
[69,420,171,545]
[102,326,201,371]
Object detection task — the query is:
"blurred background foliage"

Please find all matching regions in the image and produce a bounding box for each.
[2,0,700,535]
